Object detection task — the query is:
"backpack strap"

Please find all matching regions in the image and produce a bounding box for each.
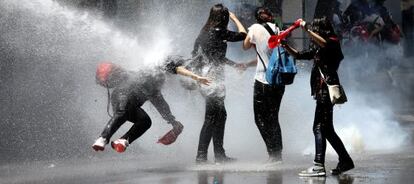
[277,47,283,69]
[255,48,267,72]
[261,23,276,36]
[255,23,277,72]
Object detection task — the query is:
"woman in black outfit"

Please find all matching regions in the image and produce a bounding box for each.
[92,56,210,153]
[282,17,354,176]
[190,4,246,164]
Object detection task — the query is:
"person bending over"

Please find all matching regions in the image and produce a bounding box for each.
[92,56,210,153]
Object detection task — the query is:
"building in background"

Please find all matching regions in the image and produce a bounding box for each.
[402,0,414,57]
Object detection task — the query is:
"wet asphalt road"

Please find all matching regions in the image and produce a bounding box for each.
[1,117,413,184]
[1,147,413,184]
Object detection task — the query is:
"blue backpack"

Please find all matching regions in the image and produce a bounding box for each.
[257,23,297,86]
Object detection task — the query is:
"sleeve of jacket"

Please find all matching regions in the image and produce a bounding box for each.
[296,49,315,60]
[224,30,247,42]
[148,90,176,123]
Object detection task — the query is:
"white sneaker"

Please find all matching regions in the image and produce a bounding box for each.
[111,139,129,153]
[92,137,107,151]
[298,164,326,177]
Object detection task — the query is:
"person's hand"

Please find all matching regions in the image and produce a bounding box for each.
[299,20,309,30]
[194,76,212,86]
[280,39,288,47]
[294,18,303,27]
[235,63,247,72]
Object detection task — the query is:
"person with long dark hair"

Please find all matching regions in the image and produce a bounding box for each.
[190,3,246,164]
[241,7,285,163]
[282,17,354,176]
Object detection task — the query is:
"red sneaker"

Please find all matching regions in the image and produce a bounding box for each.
[111,139,129,153]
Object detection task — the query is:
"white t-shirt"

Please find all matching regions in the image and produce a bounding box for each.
[247,22,280,84]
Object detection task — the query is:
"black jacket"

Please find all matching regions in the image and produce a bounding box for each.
[296,37,344,101]
[190,27,246,81]
[110,59,184,123]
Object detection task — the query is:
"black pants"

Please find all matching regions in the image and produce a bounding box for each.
[100,89,152,144]
[313,101,351,164]
[253,81,285,158]
[197,96,227,159]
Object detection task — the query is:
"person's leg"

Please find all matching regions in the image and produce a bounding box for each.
[254,81,284,160]
[321,103,354,174]
[313,102,328,165]
[100,89,129,141]
[211,97,229,161]
[299,102,327,176]
[120,107,152,144]
[93,89,129,151]
[196,97,215,162]
[266,85,285,159]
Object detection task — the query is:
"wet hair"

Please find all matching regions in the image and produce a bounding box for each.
[255,7,273,24]
[309,17,337,39]
[202,4,229,31]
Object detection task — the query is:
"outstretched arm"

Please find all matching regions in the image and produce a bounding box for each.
[282,42,300,58]
[176,66,211,86]
[281,40,314,60]
[236,58,257,71]
[149,91,182,129]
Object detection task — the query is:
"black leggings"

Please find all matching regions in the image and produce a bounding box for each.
[197,97,227,158]
[313,102,351,164]
[253,81,285,158]
[100,90,152,144]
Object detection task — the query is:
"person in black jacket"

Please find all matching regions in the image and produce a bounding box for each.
[92,56,210,153]
[189,3,246,164]
[282,17,354,177]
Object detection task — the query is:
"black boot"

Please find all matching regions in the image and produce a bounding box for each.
[215,155,237,164]
[331,158,354,175]
[267,152,282,163]
[196,151,208,164]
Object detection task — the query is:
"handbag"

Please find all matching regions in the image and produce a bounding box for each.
[318,68,347,104]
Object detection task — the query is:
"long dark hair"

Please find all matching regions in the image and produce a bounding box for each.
[310,17,337,38]
[202,4,229,31]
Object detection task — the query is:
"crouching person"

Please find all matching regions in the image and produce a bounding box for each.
[92,56,210,153]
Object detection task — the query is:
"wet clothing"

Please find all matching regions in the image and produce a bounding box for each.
[295,37,352,165]
[196,97,227,159]
[254,81,285,158]
[191,27,246,159]
[99,59,183,144]
[312,102,352,164]
[247,23,280,84]
[295,37,343,103]
[247,22,285,159]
